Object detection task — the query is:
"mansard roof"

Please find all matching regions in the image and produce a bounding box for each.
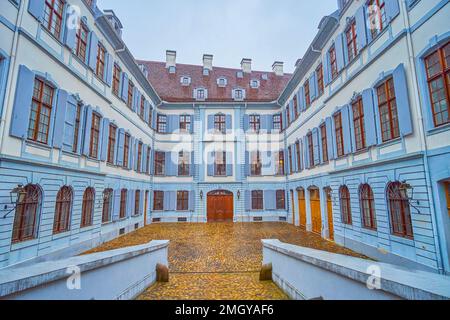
[138,60,292,103]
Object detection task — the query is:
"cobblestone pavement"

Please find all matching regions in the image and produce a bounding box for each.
[85,223,367,300]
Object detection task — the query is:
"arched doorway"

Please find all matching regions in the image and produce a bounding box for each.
[207,190,234,222]
[324,187,334,241]
[309,187,322,235]
[297,188,306,228]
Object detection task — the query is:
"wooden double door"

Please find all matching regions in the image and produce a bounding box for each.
[310,188,322,235]
[207,190,234,222]
[297,189,307,228]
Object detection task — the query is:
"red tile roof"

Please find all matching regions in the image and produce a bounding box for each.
[138,60,292,103]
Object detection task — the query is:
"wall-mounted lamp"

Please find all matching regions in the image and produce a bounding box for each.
[399,181,414,201]
[200,190,204,200]
[3,184,27,219]
[237,190,241,200]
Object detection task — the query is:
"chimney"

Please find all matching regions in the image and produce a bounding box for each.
[166,50,177,69]
[203,54,213,71]
[272,61,284,76]
[241,58,252,74]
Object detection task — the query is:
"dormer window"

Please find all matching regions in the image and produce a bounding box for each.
[181,76,191,86]
[217,77,227,88]
[194,88,207,101]
[262,74,268,80]
[168,66,176,74]
[203,68,210,76]
[237,71,243,78]
[250,79,260,89]
[233,88,245,101]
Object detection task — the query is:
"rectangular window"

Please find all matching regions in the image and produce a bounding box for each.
[276,151,285,175]
[134,190,140,216]
[346,20,358,62]
[251,191,264,211]
[214,114,226,134]
[127,81,134,109]
[89,113,101,158]
[276,190,286,210]
[329,45,338,80]
[293,95,299,118]
[177,191,189,211]
[43,0,65,39]
[251,151,262,176]
[425,42,450,127]
[75,21,88,61]
[72,103,82,153]
[154,151,165,176]
[214,151,226,176]
[96,45,106,80]
[180,115,191,133]
[377,77,400,142]
[119,189,127,219]
[197,89,205,100]
[288,146,293,173]
[145,146,151,174]
[316,64,324,96]
[153,191,164,211]
[320,123,329,162]
[304,82,311,109]
[157,114,167,133]
[286,106,291,125]
[368,0,387,40]
[178,151,190,176]
[334,112,344,157]
[112,64,121,96]
[352,96,366,151]
[136,142,143,172]
[107,124,117,164]
[249,115,260,132]
[140,96,146,120]
[307,132,314,167]
[123,134,130,168]
[273,114,282,131]
[295,140,302,171]
[28,78,54,144]
[235,89,243,100]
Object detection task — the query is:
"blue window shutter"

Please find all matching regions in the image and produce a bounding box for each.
[207,152,214,176]
[190,115,194,134]
[393,64,413,137]
[163,191,170,211]
[127,190,134,217]
[289,100,295,120]
[264,190,276,211]
[169,191,177,211]
[116,129,125,166]
[168,115,179,133]
[82,106,93,156]
[291,144,297,172]
[325,117,335,160]
[61,95,78,152]
[349,104,357,153]
[226,115,232,132]
[285,148,291,174]
[190,152,195,176]
[128,137,135,170]
[28,0,45,22]
[141,144,147,173]
[112,190,121,221]
[341,105,353,154]
[355,6,368,49]
[52,90,68,148]
[88,32,98,70]
[335,34,346,71]
[309,73,317,101]
[265,115,273,133]
[303,136,310,169]
[144,100,150,123]
[243,115,249,132]
[207,115,214,132]
[10,65,35,139]
[151,109,157,129]
[149,148,155,174]
[362,89,378,146]
[165,152,174,176]
[132,87,139,112]
[245,151,250,176]
[64,12,77,49]
[312,128,320,165]
[323,53,331,86]
[245,191,251,211]
[100,118,109,161]
[226,152,233,176]
[385,0,400,22]
[139,190,144,215]
[282,110,287,129]
[105,53,113,86]
[318,126,324,163]
[188,191,195,211]
[120,73,129,102]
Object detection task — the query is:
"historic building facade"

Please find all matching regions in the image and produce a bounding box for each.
[0,0,449,274]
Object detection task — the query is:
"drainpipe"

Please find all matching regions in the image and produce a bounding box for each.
[401,1,444,273]
[0,1,25,153]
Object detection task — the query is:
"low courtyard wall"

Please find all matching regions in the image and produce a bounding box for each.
[262,240,450,300]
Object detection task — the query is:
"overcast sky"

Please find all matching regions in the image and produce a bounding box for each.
[97,0,337,73]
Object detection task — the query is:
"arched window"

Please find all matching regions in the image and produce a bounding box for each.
[102,189,113,223]
[120,189,128,219]
[53,186,73,234]
[339,186,352,225]
[12,185,42,243]
[387,182,414,238]
[81,187,95,228]
[360,184,377,230]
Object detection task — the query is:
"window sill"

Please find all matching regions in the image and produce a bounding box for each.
[390,234,415,245]
[52,230,71,240]
[426,122,450,136]
[40,25,64,46]
[102,221,114,226]
[25,139,52,150]
[378,137,402,148]
[11,238,39,251]
[71,53,88,69]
